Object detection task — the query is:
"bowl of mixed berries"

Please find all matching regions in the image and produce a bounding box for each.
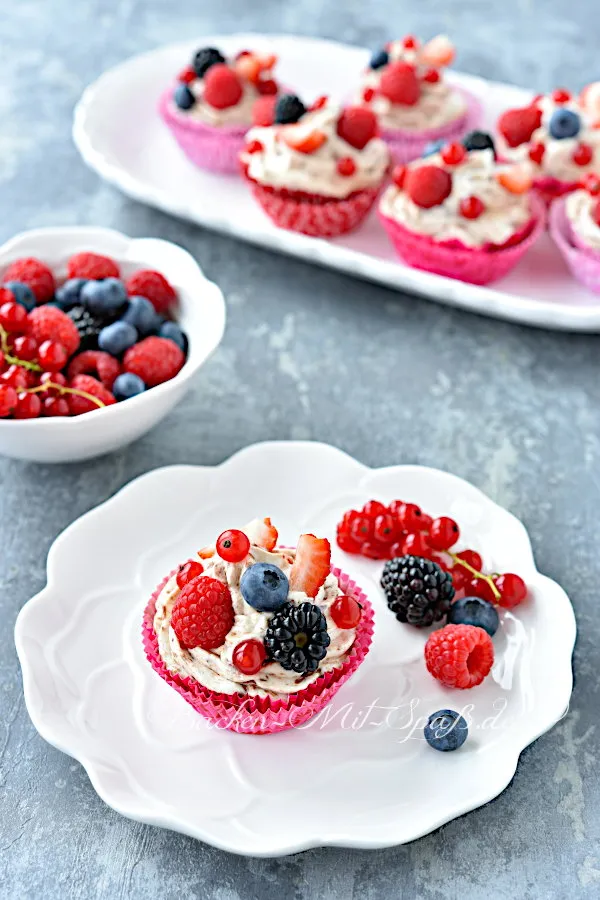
[0,227,225,462]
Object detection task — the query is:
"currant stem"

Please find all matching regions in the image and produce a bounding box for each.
[0,324,42,372]
[449,552,501,602]
[18,382,105,409]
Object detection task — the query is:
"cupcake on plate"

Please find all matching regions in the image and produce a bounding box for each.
[549,175,600,294]
[143,518,374,734]
[240,95,390,237]
[378,136,545,285]
[357,34,482,164]
[159,45,283,173]
[496,84,600,205]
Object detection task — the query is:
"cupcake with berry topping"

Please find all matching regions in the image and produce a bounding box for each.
[142,518,374,734]
[357,35,482,164]
[378,137,545,285]
[240,95,390,237]
[496,84,600,205]
[549,174,600,294]
[159,45,283,173]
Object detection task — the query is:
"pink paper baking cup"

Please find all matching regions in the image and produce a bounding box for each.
[549,195,600,294]
[533,175,577,209]
[159,88,248,174]
[142,566,375,735]
[379,192,546,285]
[380,87,483,164]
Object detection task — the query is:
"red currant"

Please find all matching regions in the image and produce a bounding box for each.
[403,35,419,49]
[43,396,69,417]
[450,566,468,591]
[351,514,373,542]
[468,577,497,604]
[0,384,17,417]
[495,573,527,608]
[398,502,424,532]
[373,513,395,543]
[441,142,466,166]
[310,95,328,111]
[337,157,357,177]
[0,301,28,333]
[176,559,204,589]
[362,500,387,518]
[246,140,264,154]
[233,639,267,675]
[13,392,41,419]
[389,540,405,558]
[428,516,460,551]
[39,371,67,396]
[528,142,545,165]
[572,143,593,166]
[11,335,38,361]
[216,529,251,563]
[423,68,440,83]
[454,549,483,572]
[330,594,362,628]
[402,532,431,557]
[459,196,485,219]
[1,365,28,390]
[337,529,362,554]
[178,66,196,84]
[38,340,67,372]
[419,512,433,532]
[582,172,600,195]
[551,88,571,104]
[391,165,406,189]
[362,87,375,103]
[360,541,388,559]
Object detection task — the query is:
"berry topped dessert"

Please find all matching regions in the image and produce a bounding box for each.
[160,45,283,173]
[240,95,390,237]
[549,174,600,295]
[0,252,187,419]
[496,84,600,204]
[378,139,544,284]
[143,518,374,733]
[357,35,481,162]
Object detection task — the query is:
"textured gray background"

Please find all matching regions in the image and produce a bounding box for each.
[1,1,598,898]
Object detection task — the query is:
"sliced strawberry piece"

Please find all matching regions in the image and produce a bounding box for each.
[496,164,533,194]
[498,106,542,148]
[235,54,262,84]
[283,127,327,154]
[243,517,278,551]
[420,35,455,68]
[289,534,331,598]
[198,547,215,559]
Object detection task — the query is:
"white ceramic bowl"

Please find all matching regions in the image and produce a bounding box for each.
[0,226,226,462]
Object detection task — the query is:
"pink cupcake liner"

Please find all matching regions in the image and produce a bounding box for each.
[380,87,483,164]
[142,566,375,735]
[549,196,600,294]
[159,88,248,174]
[379,192,546,285]
[533,175,577,209]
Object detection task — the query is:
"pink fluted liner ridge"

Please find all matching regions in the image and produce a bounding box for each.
[549,196,600,295]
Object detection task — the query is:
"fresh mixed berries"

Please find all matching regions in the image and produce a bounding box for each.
[0,252,188,419]
[425,624,495,689]
[364,34,456,110]
[171,576,235,650]
[174,46,279,113]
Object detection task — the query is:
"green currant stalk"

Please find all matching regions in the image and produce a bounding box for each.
[0,323,41,372]
[19,382,105,410]
[448,552,501,602]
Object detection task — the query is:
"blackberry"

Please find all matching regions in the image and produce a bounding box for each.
[264,601,331,675]
[193,47,226,78]
[381,555,454,627]
[274,93,306,125]
[66,305,104,351]
[463,130,496,156]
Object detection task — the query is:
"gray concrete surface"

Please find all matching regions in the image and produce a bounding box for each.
[1,1,598,897]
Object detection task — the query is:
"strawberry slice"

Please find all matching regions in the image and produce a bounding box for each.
[283,127,327,154]
[243,517,278,551]
[289,534,331,598]
[235,54,262,84]
[498,106,542,148]
[198,547,215,559]
[497,164,533,194]
[420,35,455,68]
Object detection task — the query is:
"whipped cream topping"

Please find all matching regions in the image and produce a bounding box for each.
[241,104,389,198]
[380,149,532,248]
[153,543,358,698]
[498,95,600,184]
[359,39,467,132]
[565,189,600,251]
[172,77,259,127]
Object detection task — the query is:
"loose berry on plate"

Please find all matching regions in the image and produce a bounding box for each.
[467,576,498,604]
[283,127,326,154]
[192,46,226,78]
[66,252,120,281]
[402,532,431,557]
[497,164,533,195]
[423,68,440,84]
[392,164,407,188]
[420,35,455,67]
[381,555,455,627]
[112,372,145,401]
[369,48,389,70]
[121,295,158,337]
[123,335,184,387]
[497,106,542,148]
[330,594,362,629]
[55,278,88,311]
[256,78,278,96]
[159,321,188,353]
[252,94,278,126]
[125,270,176,315]
[174,84,195,110]
[396,501,425,532]
[3,258,55,303]
[459,196,485,219]
[66,305,103,351]
[27,306,78,357]
[373,513,396,543]
[424,709,468,751]
[337,532,362,554]
[177,66,196,84]
[81,277,127,318]
[3,281,36,311]
[171,575,234,650]
[176,559,204,589]
[67,350,121,389]
[428,516,460,551]
[337,157,357,177]
[0,300,28,333]
[98,321,138,356]
[1,365,29,389]
[38,340,68,371]
[405,165,452,209]
[337,106,378,150]
[551,87,571,104]
[548,108,580,140]
[67,374,116,415]
[440,142,466,166]
[232,639,267,675]
[289,533,331,598]
[425,623,494,688]
[14,392,42,419]
[43,396,69,417]
[0,384,17,417]
[264,601,330,675]
[528,142,545,165]
[448,595,499,636]
[462,130,496,155]
[454,548,483,572]
[572,143,593,166]
[494,572,527,608]
[362,499,387,518]
[11,335,38,361]
[360,541,389,560]
[274,93,306,124]
[242,516,278,551]
[380,61,420,106]
[240,562,289,612]
[217,529,251,563]
[422,139,445,157]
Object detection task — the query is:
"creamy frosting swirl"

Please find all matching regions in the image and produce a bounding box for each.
[565,189,600,252]
[380,149,532,247]
[153,543,357,698]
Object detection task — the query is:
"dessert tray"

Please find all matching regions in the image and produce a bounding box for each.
[74,33,600,332]
[15,441,576,855]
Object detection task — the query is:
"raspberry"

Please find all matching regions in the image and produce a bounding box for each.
[405,165,452,209]
[123,336,184,387]
[66,252,120,281]
[252,95,277,126]
[67,374,116,415]
[425,624,494,689]
[171,576,234,649]
[28,306,80,357]
[379,62,420,106]
[336,106,378,150]
[203,63,243,109]
[125,270,176,315]
[67,350,120,388]
[256,78,278,96]
[3,258,55,303]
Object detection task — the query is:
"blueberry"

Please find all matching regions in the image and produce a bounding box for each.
[549,108,580,140]
[121,295,157,336]
[174,84,195,111]
[240,563,289,612]
[463,130,496,155]
[193,47,226,78]
[112,372,146,401]
[159,321,188,353]
[369,48,389,70]
[424,709,468,752]
[448,596,499,636]
[4,281,35,311]
[81,277,127,318]
[274,94,306,125]
[55,278,88,310]
[422,139,445,157]
[98,321,138,356]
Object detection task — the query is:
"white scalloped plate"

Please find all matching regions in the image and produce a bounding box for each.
[74,33,600,332]
[15,442,575,856]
